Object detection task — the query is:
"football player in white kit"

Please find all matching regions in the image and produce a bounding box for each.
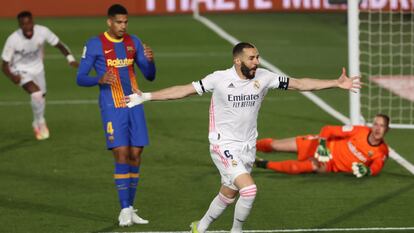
[1,11,78,140]
[125,42,361,233]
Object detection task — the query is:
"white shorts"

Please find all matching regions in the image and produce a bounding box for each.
[210,142,256,190]
[15,70,46,93]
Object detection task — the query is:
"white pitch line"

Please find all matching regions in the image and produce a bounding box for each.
[103,226,414,233]
[192,13,414,175]
[0,96,299,106]
[43,52,229,59]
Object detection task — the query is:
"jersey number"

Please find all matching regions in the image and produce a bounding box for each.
[106,122,114,135]
[224,150,233,159]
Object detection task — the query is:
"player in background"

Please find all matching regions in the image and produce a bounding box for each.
[1,11,78,140]
[255,114,389,178]
[76,4,155,227]
[124,42,361,233]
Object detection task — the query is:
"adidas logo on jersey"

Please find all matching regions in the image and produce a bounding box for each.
[228,83,235,88]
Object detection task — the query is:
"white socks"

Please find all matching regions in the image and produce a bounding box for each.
[197,184,258,233]
[30,91,45,126]
[231,184,257,233]
[197,192,235,233]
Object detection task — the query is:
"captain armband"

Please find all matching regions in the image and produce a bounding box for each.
[278,76,290,90]
[192,80,205,95]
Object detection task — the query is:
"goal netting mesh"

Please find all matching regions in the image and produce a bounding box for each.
[359,1,414,128]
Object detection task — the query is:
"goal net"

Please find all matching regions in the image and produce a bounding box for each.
[357,0,414,128]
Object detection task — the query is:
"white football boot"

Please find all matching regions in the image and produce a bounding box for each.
[118,207,133,227]
[130,206,149,224]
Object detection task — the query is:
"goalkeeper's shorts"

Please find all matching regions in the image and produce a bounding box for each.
[100,104,149,149]
[296,135,319,161]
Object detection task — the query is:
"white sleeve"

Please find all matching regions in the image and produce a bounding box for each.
[1,35,15,62]
[267,71,290,90]
[191,73,217,96]
[41,26,59,46]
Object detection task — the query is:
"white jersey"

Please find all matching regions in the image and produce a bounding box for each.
[1,24,59,74]
[192,66,289,145]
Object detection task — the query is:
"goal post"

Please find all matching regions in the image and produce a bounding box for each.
[351,0,414,129]
[348,0,361,125]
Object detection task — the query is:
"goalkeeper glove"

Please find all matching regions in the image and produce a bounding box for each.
[314,138,332,162]
[126,92,152,108]
[352,162,371,178]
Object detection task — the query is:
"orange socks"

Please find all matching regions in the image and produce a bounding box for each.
[256,138,274,153]
[266,160,314,174]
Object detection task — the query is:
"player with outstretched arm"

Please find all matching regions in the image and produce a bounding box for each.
[125,42,361,233]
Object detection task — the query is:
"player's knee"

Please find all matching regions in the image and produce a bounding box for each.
[218,192,236,205]
[239,184,257,200]
[30,91,44,102]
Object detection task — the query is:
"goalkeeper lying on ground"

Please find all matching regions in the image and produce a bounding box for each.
[255,114,390,178]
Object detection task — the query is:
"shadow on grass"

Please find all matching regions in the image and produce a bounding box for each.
[314,182,414,229]
[0,195,112,223]
[0,137,36,154]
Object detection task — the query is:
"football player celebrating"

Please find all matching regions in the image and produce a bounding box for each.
[77,4,155,227]
[1,11,78,140]
[125,42,361,233]
[255,114,390,178]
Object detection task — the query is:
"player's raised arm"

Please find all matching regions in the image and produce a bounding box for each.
[125,83,197,108]
[135,40,156,81]
[288,67,361,92]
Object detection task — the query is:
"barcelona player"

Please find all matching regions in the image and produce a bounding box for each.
[76,4,155,226]
[255,114,390,178]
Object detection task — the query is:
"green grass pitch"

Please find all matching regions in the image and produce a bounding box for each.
[0,13,413,232]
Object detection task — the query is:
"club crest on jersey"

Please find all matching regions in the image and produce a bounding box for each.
[368,150,374,157]
[232,160,238,167]
[253,80,260,89]
[126,46,135,53]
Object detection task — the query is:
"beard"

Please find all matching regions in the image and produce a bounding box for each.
[241,62,257,80]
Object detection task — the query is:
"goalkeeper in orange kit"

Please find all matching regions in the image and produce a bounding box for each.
[255,114,390,178]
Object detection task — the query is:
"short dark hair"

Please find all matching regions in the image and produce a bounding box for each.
[232,42,255,57]
[375,113,390,128]
[107,4,128,17]
[17,11,32,20]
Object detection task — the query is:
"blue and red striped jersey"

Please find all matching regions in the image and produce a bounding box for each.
[77,32,155,108]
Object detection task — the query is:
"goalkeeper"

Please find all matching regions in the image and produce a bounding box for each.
[255,114,389,178]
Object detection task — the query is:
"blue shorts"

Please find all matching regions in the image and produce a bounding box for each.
[100,104,149,149]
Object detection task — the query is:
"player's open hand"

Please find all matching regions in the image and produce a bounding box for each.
[143,43,154,62]
[125,92,152,108]
[337,67,361,93]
